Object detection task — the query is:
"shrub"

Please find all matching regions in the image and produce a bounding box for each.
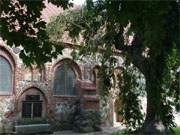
[52,101,77,131]
[51,100,102,133]
[73,109,101,133]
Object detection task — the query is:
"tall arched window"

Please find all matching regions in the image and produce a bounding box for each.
[0,56,12,92]
[53,64,76,95]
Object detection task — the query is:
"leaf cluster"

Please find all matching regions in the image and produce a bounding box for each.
[117,65,145,131]
[0,0,71,65]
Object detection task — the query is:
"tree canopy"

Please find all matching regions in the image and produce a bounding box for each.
[47,0,180,134]
[0,0,72,65]
[1,0,180,134]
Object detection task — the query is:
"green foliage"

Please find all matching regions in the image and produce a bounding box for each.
[112,127,180,135]
[47,0,179,133]
[2,0,179,134]
[73,109,101,133]
[50,100,101,132]
[117,65,145,131]
[0,0,71,65]
[173,126,180,135]
[46,9,81,43]
[52,101,77,131]
[159,43,180,129]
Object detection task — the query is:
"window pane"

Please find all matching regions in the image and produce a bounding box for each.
[0,56,12,91]
[53,66,65,95]
[22,102,32,118]
[53,63,76,95]
[66,67,76,95]
[33,102,42,117]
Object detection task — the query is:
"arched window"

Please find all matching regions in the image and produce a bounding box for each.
[0,56,12,92]
[53,64,76,95]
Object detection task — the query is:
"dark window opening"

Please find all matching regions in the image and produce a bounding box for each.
[25,95,40,101]
[22,102,31,118]
[22,95,42,118]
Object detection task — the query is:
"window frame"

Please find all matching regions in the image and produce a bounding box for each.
[22,95,43,118]
[53,63,77,96]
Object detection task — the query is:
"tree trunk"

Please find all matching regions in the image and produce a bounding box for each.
[142,77,167,135]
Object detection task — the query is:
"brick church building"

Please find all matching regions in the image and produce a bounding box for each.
[0,1,124,133]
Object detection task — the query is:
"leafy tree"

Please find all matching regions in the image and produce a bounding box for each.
[116,65,145,131]
[1,0,180,135]
[0,0,71,65]
[47,0,180,134]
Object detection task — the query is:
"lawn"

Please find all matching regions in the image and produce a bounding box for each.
[112,127,180,135]
[174,126,180,135]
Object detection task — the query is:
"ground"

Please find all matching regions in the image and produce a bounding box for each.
[36,126,179,135]
[35,126,124,135]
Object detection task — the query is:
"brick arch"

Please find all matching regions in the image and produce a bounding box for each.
[16,86,48,104]
[0,45,16,68]
[52,58,82,79]
[15,86,48,115]
[0,45,16,95]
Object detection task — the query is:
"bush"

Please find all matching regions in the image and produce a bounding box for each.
[51,100,102,133]
[73,109,101,133]
[52,101,77,131]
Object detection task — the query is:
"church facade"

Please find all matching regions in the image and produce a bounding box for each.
[0,2,124,133]
[0,41,123,132]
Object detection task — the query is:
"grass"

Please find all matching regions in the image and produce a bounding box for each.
[112,126,180,135]
[174,126,180,135]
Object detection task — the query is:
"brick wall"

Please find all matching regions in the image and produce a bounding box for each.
[0,40,125,128]
[0,43,101,123]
